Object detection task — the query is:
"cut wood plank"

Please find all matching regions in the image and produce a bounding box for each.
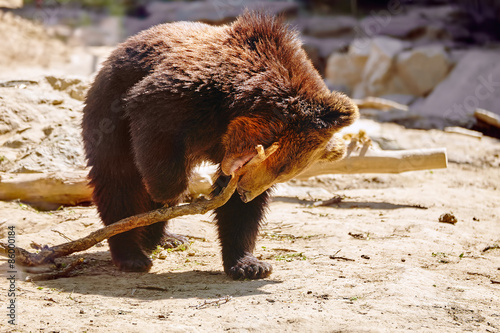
[475,108,500,129]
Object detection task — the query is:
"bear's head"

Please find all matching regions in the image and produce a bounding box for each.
[221,91,358,202]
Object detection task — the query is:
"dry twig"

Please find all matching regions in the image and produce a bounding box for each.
[189,296,233,309]
[329,249,355,262]
[26,258,85,281]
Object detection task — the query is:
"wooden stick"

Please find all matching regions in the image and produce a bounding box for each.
[0,173,238,266]
[295,147,447,179]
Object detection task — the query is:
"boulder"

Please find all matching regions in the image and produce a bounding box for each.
[325,53,361,95]
[328,37,453,99]
[411,50,500,125]
[361,36,405,96]
[380,94,417,106]
[45,75,89,101]
[396,45,452,96]
[0,78,86,174]
[325,39,370,95]
[305,36,351,77]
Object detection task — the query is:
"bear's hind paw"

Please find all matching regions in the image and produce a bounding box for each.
[226,255,272,280]
[161,231,189,249]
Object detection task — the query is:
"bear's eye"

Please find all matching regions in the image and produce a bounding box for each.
[277,165,288,175]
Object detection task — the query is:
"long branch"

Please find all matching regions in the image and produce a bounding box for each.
[0,175,238,267]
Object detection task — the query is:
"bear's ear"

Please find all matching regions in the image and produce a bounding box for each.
[221,116,282,175]
[316,92,359,130]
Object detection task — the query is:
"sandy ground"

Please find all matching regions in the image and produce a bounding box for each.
[0,122,499,332]
[0,11,499,333]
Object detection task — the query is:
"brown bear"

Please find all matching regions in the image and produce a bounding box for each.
[82,12,358,280]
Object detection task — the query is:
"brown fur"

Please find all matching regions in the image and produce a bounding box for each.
[82,12,358,279]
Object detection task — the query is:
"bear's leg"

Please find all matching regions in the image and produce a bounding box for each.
[90,163,162,272]
[213,175,272,280]
[128,118,192,252]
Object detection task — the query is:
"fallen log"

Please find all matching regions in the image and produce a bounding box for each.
[0,171,92,209]
[296,147,448,179]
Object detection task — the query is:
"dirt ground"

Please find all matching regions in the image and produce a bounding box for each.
[1,11,500,333]
[1,121,499,332]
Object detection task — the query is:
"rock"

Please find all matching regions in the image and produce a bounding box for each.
[409,5,463,23]
[325,53,360,94]
[340,41,453,99]
[439,212,457,224]
[474,109,500,129]
[343,38,451,99]
[298,16,357,38]
[0,0,22,8]
[325,40,370,95]
[361,37,405,97]
[124,2,184,36]
[3,129,46,149]
[411,50,500,126]
[191,1,299,24]
[324,79,349,96]
[0,78,85,174]
[158,251,169,260]
[188,164,218,198]
[45,76,89,101]
[396,45,452,96]
[45,76,82,91]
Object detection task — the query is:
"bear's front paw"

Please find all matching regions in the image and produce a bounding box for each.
[225,255,272,280]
